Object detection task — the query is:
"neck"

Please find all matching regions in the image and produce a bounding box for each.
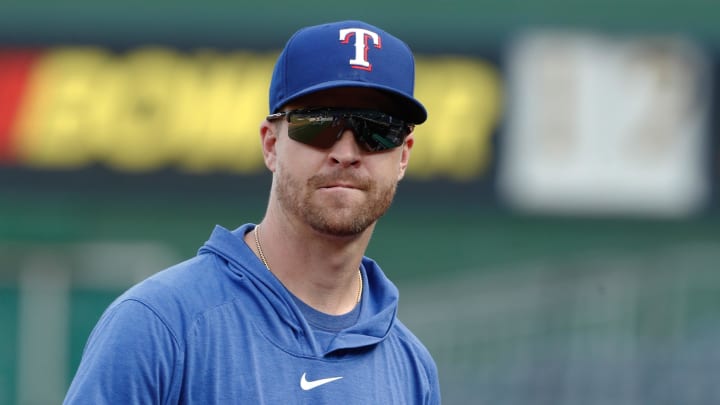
[245,215,373,315]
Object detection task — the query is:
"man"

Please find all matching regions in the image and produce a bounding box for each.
[65,20,440,404]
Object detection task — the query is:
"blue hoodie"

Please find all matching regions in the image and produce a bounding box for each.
[64,224,441,404]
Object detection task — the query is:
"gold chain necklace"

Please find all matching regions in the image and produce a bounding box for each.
[254,225,362,304]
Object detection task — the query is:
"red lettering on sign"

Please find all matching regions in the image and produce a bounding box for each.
[0,49,41,163]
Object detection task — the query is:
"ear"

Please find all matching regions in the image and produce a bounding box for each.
[260,120,279,172]
[397,132,414,181]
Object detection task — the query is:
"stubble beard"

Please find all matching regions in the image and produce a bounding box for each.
[274,162,397,237]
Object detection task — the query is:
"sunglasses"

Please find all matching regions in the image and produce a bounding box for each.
[266,108,414,152]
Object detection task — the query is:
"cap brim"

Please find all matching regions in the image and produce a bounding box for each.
[276,81,427,124]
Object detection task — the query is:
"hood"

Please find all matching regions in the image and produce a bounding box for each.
[197,224,400,358]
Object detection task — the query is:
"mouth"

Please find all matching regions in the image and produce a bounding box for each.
[321,183,359,190]
[310,172,371,192]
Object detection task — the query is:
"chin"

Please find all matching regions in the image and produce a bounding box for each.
[307,210,377,237]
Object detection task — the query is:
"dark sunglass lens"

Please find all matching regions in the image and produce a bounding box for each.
[287,115,339,148]
[286,110,408,152]
[352,117,406,151]
[370,132,402,150]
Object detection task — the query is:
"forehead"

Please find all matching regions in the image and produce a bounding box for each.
[284,87,399,113]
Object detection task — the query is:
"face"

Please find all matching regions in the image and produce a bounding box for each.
[261,87,414,237]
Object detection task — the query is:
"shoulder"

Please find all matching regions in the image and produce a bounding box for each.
[108,252,247,343]
[391,318,436,365]
[386,318,442,402]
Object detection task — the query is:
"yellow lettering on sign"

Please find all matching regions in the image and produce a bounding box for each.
[102,47,178,171]
[13,48,502,179]
[164,49,220,172]
[14,47,111,167]
[411,57,502,180]
[172,50,270,173]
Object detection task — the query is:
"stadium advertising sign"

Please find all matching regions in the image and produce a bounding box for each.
[498,32,713,217]
[0,47,502,181]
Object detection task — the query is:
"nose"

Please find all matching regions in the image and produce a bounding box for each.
[328,128,361,167]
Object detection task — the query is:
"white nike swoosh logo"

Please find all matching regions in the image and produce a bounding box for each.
[300,372,343,391]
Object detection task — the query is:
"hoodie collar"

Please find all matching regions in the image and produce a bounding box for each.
[198,224,399,357]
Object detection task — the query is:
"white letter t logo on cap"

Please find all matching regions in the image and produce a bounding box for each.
[339,28,382,71]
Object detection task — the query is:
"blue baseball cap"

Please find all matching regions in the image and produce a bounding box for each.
[269,20,427,124]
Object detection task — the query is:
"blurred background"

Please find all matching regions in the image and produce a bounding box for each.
[1,1,719,404]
